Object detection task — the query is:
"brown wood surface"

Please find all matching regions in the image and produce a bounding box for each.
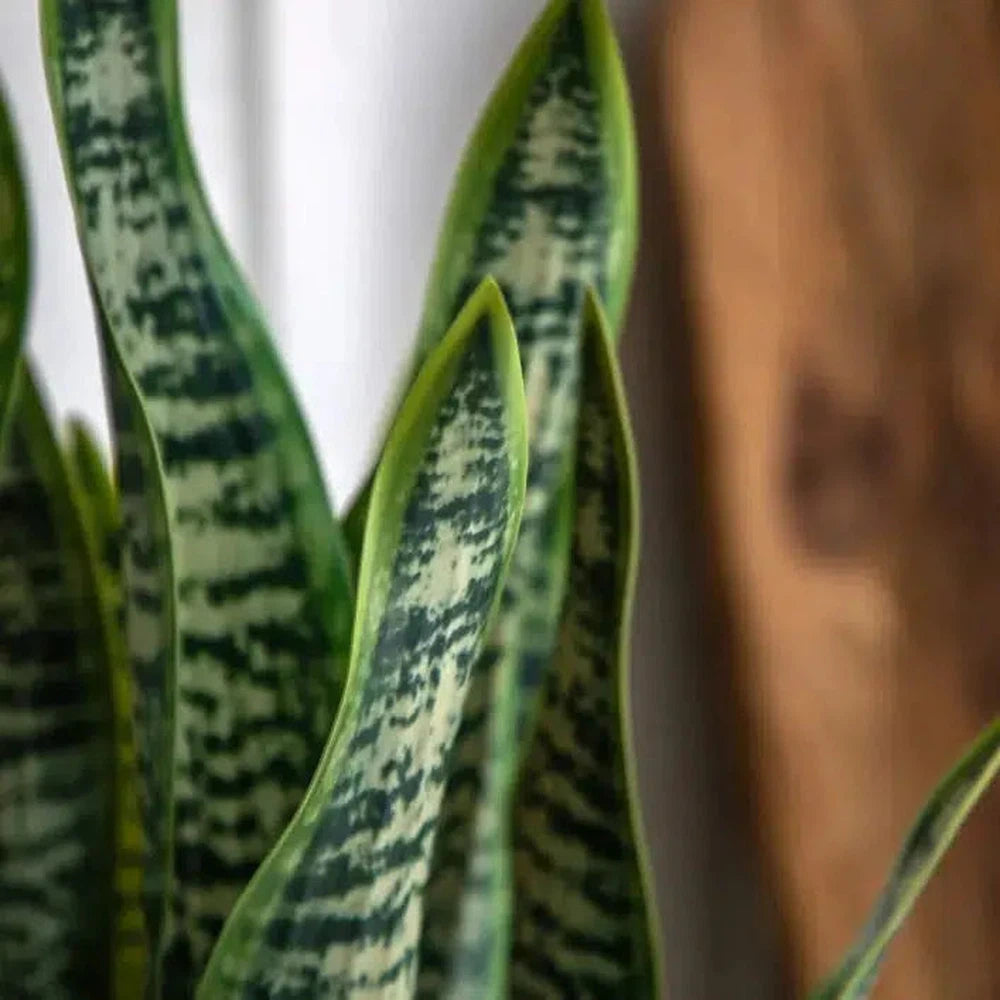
[655,1,1000,995]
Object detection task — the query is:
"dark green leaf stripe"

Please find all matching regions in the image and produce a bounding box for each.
[413,6,638,993]
[508,290,657,998]
[417,0,636,359]
[0,369,115,1000]
[65,418,149,999]
[811,718,1000,1000]
[358,0,637,719]
[41,1,355,992]
[198,278,527,999]
[0,83,28,456]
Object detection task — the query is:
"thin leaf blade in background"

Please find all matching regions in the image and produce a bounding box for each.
[64,418,149,1000]
[811,718,1000,1000]
[40,1,355,992]
[198,277,527,999]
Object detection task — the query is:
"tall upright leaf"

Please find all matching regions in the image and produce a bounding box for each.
[0,369,115,1000]
[352,1,637,726]
[413,5,638,993]
[509,290,658,997]
[0,82,28,445]
[418,291,657,998]
[811,718,1000,1000]
[41,1,355,992]
[199,278,527,999]
[65,418,149,999]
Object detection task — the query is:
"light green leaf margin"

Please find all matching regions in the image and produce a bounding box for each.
[199,276,527,999]
[39,0,355,991]
[64,419,148,1000]
[811,718,1000,999]
[507,289,661,998]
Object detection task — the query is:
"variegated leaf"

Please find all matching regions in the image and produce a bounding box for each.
[416,5,638,992]
[508,289,658,998]
[64,418,149,999]
[352,0,637,716]
[811,718,1000,1000]
[0,82,28,449]
[0,369,115,1000]
[198,277,527,1000]
[41,1,355,992]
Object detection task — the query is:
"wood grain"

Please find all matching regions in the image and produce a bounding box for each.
[656,1,1000,995]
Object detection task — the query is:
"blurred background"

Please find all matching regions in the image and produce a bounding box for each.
[6,2,1000,998]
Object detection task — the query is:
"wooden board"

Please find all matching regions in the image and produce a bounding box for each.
[655,1,1000,995]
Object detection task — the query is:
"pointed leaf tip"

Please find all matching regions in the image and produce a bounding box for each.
[198,279,526,999]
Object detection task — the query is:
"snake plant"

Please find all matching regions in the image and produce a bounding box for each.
[0,1,995,998]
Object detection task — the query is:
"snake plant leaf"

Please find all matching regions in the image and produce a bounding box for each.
[508,289,658,997]
[198,277,527,1000]
[0,83,29,454]
[347,0,638,649]
[810,718,1000,1000]
[417,290,657,999]
[412,9,639,992]
[64,418,149,1000]
[41,1,355,992]
[0,368,115,1000]
[423,31,640,952]
[420,290,651,1000]
[416,0,636,360]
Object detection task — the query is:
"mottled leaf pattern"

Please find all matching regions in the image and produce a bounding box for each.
[508,290,657,998]
[198,278,527,1000]
[0,370,114,1000]
[811,718,1000,1000]
[65,418,149,999]
[415,5,638,992]
[41,1,355,992]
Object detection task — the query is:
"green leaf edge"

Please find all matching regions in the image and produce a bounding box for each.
[344,0,639,562]
[417,0,638,358]
[65,418,117,539]
[198,274,528,995]
[150,0,356,623]
[36,4,345,986]
[97,302,176,1000]
[355,277,528,674]
[582,286,666,996]
[64,416,149,1000]
[0,83,29,459]
[810,716,1000,999]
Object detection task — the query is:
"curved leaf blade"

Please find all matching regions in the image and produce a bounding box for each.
[508,289,658,997]
[0,369,115,1000]
[811,718,1000,1000]
[415,7,639,989]
[64,418,149,1000]
[348,0,637,601]
[198,278,527,999]
[418,0,637,360]
[41,1,355,991]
